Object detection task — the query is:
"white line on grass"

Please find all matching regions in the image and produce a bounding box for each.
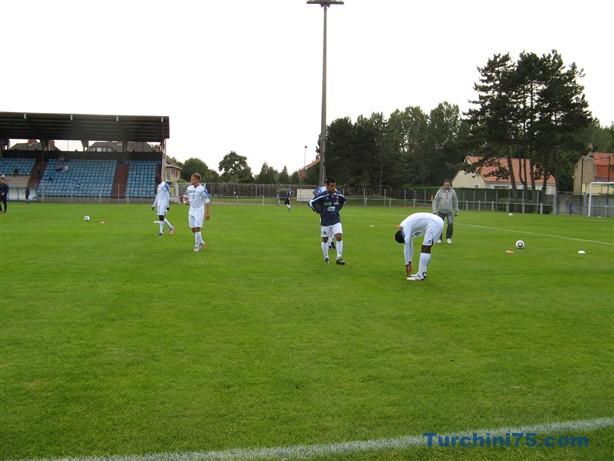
[459,223,614,246]
[15,417,614,461]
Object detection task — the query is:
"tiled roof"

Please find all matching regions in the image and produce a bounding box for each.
[590,153,614,182]
[465,156,556,184]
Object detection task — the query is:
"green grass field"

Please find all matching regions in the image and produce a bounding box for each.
[1,202,612,461]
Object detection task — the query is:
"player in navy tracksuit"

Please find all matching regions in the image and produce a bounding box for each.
[308,178,346,265]
[0,177,9,213]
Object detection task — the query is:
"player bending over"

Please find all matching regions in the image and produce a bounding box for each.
[395,212,444,281]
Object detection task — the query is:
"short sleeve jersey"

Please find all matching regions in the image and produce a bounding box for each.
[186,184,210,213]
[153,181,170,208]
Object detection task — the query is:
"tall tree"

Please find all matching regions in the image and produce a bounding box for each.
[427,102,462,184]
[511,51,543,198]
[530,50,592,196]
[464,51,592,207]
[181,157,218,183]
[278,166,290,184]
[218,151,253,183]
[255,162,278,184]
[351,114,379,188]
[583,121,612,154]
[325,117,355,184]
[391,106,429,185]
[465,53,526,205]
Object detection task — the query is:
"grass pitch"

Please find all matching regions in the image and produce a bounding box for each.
[0,202,612,460]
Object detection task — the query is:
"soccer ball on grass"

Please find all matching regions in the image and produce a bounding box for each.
[515,240,525,249]
[83,215,90,221]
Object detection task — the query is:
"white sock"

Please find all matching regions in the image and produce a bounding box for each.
[418,252,431,275]
[159,222,164,233]
[195,232,202,246]
[164,218,173,229]
[336,240,344,259]
[321,241,329,258]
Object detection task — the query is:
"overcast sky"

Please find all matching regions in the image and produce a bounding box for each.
[1,0,612,173]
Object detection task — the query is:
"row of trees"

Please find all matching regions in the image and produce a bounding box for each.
[171,50,613,192]
[172,152,299,185]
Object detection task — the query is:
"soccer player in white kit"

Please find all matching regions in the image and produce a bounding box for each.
[183,173,211,252]
[152,175,175,235]
[395,212,444,281]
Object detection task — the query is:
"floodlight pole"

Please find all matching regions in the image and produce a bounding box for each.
[308,0,343,184]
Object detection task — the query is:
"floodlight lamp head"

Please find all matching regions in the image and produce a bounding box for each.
[307,0,344,6]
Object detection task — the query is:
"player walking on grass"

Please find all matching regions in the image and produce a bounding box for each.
[313,181,334,249]
[284,186,293,210]
[152,175,174,235]
[183,173,211,252]
[395,212,444,281]
[309,178,346,265]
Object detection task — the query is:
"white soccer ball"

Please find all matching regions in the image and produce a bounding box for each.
[508,213,513,217]
[84,215,90,221]
[515,240,525,249]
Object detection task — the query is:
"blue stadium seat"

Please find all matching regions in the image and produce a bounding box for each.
[125,160,160,198]
[38,159,117,197]
[0,157,36,177]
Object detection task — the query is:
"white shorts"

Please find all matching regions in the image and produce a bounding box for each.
[423,220,444,246]
[189,209,205,229]
[321,222,343,239]
[156,205,168,216]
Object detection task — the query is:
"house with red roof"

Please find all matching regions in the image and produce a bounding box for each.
[573,152,614,195]
[452,156,557,194]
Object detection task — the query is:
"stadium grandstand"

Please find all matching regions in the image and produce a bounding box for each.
[0,111,170,203]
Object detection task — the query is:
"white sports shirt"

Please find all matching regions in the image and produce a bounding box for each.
[153,181,170,210]
[185,184,211,214]
[398,213,444,264]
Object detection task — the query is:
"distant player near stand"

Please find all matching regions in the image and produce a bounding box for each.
[395,212,444,281]
[285,186,292,210]
[152,175,175,235]
[308,178,346,265]
[183,173,211,253]
[0,177,9,213]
